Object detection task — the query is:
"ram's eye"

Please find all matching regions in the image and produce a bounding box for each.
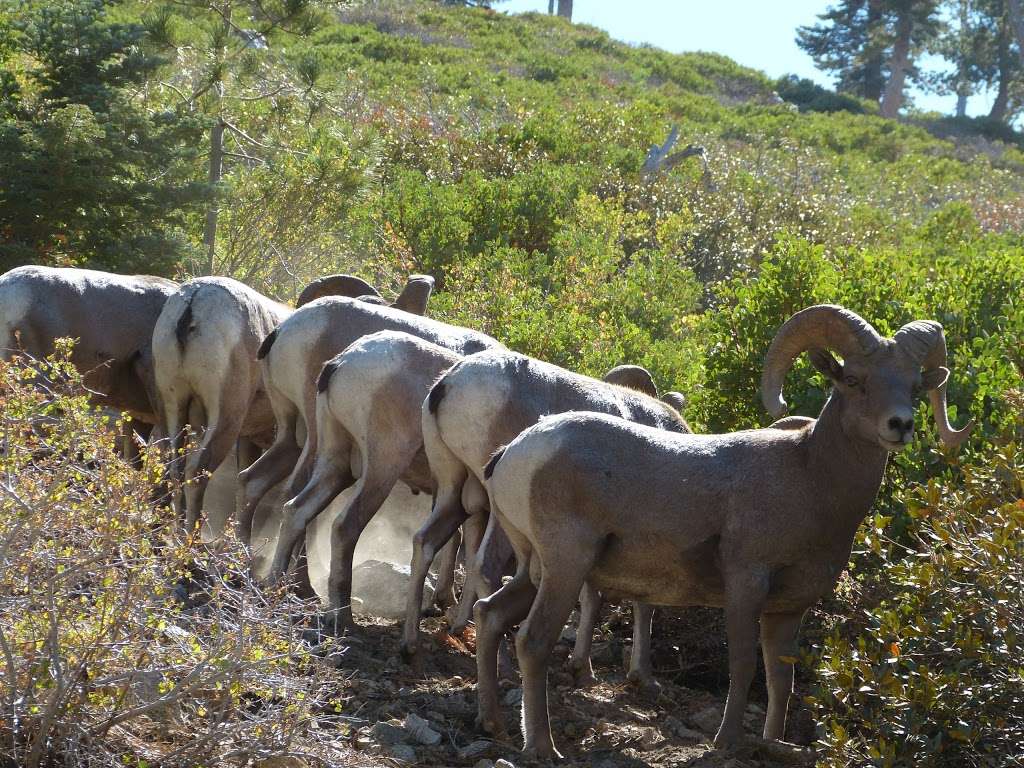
[843,375,860,389]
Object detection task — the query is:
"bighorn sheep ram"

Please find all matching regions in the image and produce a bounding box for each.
[153,273,423,531]
[399,349,691,693]
[0,265,177,431]
[480,305,972,758]
[237,289,501,563]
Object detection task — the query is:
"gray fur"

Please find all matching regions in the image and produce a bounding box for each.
[399,348,691,695]
[236,290,501,553]
[0,265,177,424]
[153,276,292,530]
[480,305,971,758]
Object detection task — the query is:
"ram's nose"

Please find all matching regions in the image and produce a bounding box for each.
[879,410,914,448]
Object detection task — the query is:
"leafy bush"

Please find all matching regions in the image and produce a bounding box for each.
[774,75,871,115]
[0,346,345,767]
[813,391,1024,767]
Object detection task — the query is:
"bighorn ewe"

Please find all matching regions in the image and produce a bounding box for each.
[153,276,293,529]
[399,349,691,689]
[290,331,464,629]
[153,273,405,530]
[0,265,177,429]
[237,290,500,556]
[480,305,972,758]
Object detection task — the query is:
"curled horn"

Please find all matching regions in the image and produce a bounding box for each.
[296,274,380,308]
[894,320,974,447]
[392,274,435,315]
[761,305,883,418]
[603,364,659,398]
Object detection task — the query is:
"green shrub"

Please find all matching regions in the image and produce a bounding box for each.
[0,346,340,767]
[813,391,1024,766]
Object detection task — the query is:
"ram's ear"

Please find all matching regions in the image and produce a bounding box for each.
[921,366,950,392]
[808,348,843,382]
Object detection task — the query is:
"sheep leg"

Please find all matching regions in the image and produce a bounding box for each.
[267,447,355,584]
[475,562,536,740]
[182,401,244,534]
[760,610,804,742]
[449,509,487,632]
[236,423,301,545]
[431,530,461,611]
[322,475,396,635]
[454,512,515,633]
[400,491,469,659]
[161,395,190,517]
[179,397,206,529]
[570,583,600,687]
[626,602,659,694]
[516,559,591,761]
[714,569,770,749]
[236,437,261,473]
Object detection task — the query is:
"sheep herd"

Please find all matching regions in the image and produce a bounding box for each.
[0,264,972,759]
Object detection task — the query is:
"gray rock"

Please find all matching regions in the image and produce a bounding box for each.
[370,720,407,746]
[663,715,705,742]
[459,740,493,759]
[638,726,664,750]
[502,687,523,706]
[387,744,417,762]
[690,705,723,734]
[352,559,435,619]
[494,760,516,768]
[404,712,442,746]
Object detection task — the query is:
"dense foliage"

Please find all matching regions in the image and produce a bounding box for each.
[0,1,1022,766]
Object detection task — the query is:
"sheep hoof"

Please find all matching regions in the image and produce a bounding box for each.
[571,665,597,689]
[523,744,563,762]
[399,641,418,664]
[627,670,661,700]
[475,714,508,741]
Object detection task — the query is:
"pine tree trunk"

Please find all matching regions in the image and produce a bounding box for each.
[557,0,572,20]
[990,14,1011,121]
[203,119,224,276]
[203,1,231,276]
[955,0,970,117]
[863,0,886,102]
[879,9,913,118]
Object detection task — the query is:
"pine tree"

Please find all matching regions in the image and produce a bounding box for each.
[798,0,942,115]
[0,0,208,274]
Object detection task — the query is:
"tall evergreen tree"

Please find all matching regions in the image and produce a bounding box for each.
[798,0,888,100]
[0,0,208,274]
[798,0,942,115]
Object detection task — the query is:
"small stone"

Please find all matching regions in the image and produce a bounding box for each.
[690,705,723,734]
[352,559,435,618]
[560,624,577,643]
[639,726,664,750]
[494,760,516,768]
[502,687,522,706]
[387,744,417,762]
[662,715,704,741]
[404,712,442,746]
[370,720,407,746]
[459,741,493,760]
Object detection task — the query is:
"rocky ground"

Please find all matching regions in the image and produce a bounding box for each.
[313,597,817,768]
